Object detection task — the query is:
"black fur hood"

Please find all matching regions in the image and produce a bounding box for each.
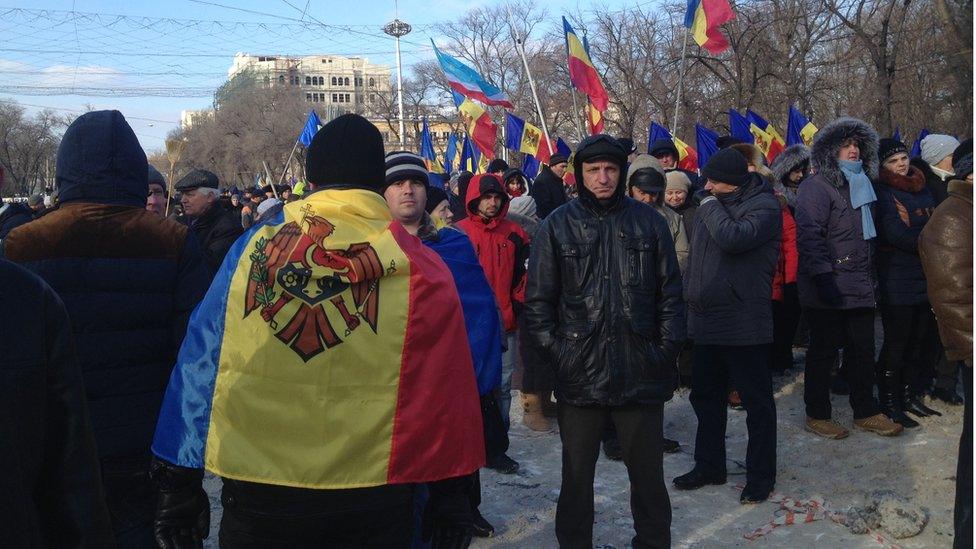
[770,144,811,185]
[810,117,879,185]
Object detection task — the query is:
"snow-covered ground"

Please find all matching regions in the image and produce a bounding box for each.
[202,366,964,548]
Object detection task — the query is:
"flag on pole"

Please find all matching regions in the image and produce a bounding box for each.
[419,118,445,174]
[786,105,818,147]
[648,122,699,172]
[504,113,552,164]
[432,41,513,108]
[563,17,609,113]
[457,98,497,160]
[684,0,735,55]
[522,154,540,179]
[298,110,322,147]
[696,123,720,168]
[444,133,459,174]
[556,138,572,158]
[910,129,930,158]
[746,109,786,162]
[586,100,605,135]
[729,110,754,145]
[459,135,482,173]
[892,127,902,143]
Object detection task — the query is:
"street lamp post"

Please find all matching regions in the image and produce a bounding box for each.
[383,18,411,149]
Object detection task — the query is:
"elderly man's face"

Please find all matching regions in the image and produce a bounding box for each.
[181,187,216,218]
[147,183,167,216]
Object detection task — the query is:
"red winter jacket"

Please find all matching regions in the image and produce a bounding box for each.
[772,198,798,301]
[456,174,530,332]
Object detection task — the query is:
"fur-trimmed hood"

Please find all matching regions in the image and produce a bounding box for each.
[878,165,927,194]
[810,117,879,185]
[771,144,811,186]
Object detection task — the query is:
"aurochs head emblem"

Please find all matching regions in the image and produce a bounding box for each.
[244,204,387,362]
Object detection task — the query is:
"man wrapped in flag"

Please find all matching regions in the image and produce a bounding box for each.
[149,114,485,547]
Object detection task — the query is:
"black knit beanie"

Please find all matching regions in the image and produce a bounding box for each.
[878,138,908,164]
[383,151,429,195]
[425,186,448,214]
[701,147,749,186]
[486,159,509,173]
[306,113,385,193]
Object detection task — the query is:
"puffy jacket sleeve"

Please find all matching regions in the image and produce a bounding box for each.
[795,178,835,277]
[172,231,211,355]
[698,196,782,255]
[523,216,561,358]
[919,201,973,366]
[203,215,245,272]
[782,205,798,283]
[40,283,114,547]
[672,215,690,273]
[875,186,920,254]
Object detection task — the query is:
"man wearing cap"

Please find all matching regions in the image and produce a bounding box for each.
[649,138,702,191]
[627,154,689,271]
[146,165,169,217]
[673,148,782,505]
[529,154,569,219]
[524,134,684,547]
[382,150,504,540]
[487,158,509,179]
[175,168,244,272]
[912,133,960,204]
[3,110,210,546]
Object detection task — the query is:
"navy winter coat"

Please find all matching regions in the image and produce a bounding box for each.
[795,117,880,310]
[684,175,782,346]
[874,166,936,305]
[2,110,210,459]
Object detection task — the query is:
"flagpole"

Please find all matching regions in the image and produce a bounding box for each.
[262,161,281,200]
[570,90,585,141]
[277,139,301,188]
[506,7,552,152]
[671,28,689,134]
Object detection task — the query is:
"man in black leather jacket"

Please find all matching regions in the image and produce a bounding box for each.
[524,134,685,549]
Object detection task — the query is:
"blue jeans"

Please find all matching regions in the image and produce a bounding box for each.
[499,331,517,429]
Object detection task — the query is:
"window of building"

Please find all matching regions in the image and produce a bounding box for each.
[344,77,350,86]
[345,93,350,102]
[332,93,338,102]
[369,93,375,103]
[305,76,311,85]
[331,76,337,86]
[369,77,375,87]
[278,75,285,84]
[306,93,312,101]
[313,94,319,102]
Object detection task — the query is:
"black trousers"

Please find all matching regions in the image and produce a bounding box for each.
[771,286,801,371]
[878,303,942,391]
[556,402,670,549]
[219,479,413,548]
[935,352,961,392]
[691,344,777,489]
[955,365,973,549]
[100,454,156,549]
[803,308,880,420]
[481,393,509,460]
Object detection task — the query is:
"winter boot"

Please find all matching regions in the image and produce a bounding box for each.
[521,393,551,432]
[903,385,943,417]
[854,413,904,436]
[878,369,919,428]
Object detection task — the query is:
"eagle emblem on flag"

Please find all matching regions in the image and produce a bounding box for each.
[244,204,384,362]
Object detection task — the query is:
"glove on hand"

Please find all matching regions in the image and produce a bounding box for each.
[422,476,476,549]
[692,189,713,206]
[149,456,209,549]
[813,273,843,306]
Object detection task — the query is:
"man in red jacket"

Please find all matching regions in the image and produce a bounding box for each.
[457,173,531,474]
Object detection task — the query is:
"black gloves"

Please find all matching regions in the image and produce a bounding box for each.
[422,476,475,549]
[149,456,210,549]
[692,189,712,206]
[813,273,842,306]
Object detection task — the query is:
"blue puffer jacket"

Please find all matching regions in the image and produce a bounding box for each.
[2,110,210,459]
[874,166,936,305]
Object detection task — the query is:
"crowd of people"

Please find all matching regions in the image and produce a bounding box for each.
[0,109,970,549]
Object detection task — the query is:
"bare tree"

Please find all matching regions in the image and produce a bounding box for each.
[0,102,67,197]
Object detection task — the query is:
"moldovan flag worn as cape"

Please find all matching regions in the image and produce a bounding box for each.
[684,0,734,54]
[152,189,485,489]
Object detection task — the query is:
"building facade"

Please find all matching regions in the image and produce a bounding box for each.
[226,53,392,114]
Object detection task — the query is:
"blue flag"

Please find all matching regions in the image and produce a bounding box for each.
[556,138,572,158]
[298,110,322,147]
[522,154,540,179]
[728,110,754,144]
[696,123,720,168]
[444,133,458,175]
[505,113,526,152]
[419,118,444,174]
[648,122,673,152]
[911,129,930,158]
[892,126,902,143]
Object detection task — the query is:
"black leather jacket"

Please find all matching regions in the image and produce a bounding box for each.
[524,193,686,406]
[184,203,244,272]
